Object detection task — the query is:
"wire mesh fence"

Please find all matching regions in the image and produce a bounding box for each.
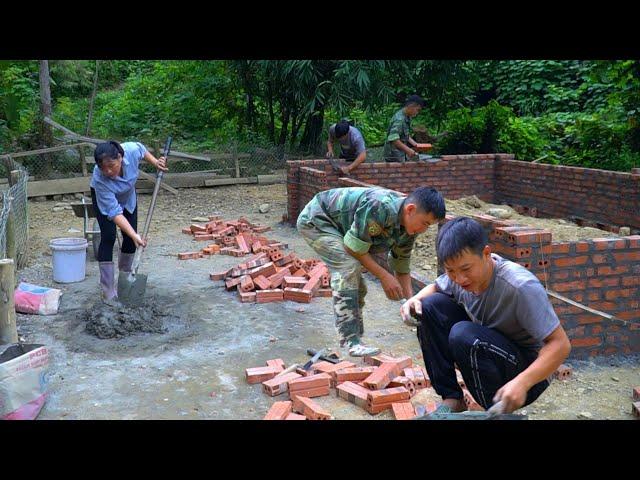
[0,156,29,269]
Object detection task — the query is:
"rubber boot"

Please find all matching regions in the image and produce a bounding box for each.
[118,252,135,273]
[99,261,118,304]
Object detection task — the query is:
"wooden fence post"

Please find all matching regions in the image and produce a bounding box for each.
[0,259,18,344]
[78,145,88,177]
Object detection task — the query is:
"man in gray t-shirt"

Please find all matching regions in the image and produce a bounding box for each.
[400,216,571,416]
[326,120,367,175]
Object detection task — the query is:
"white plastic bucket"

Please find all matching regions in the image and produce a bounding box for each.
[50,237,88,283]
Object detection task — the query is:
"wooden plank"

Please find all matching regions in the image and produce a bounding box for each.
[257,174,284,184]
[204,177,258,187]
[138,170,178,195]
[0,142,95,159]
[26,177,91,197]
[136,172,231,189]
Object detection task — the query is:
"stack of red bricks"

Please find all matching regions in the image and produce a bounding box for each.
[251,356,576,420]
[246,353,438,420]
[632,386,640,418]
[178,216,285,260]
[211,251,332,304]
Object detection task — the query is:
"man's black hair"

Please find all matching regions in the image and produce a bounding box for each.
[406,186,446,219]
[436,216,488,265]
[334,120,350,138]
[404,94,426,107]
[94,140,124,165]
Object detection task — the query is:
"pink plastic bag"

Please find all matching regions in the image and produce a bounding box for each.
[0,344,49,420]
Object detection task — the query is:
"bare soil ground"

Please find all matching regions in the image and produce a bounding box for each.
[14,184,638,420]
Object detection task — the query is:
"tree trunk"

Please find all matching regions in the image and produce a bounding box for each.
[266,81,275,143]
[278,107,290,146]
[300,107,325,155]
[39,60,54,175]
[86,60,99,136]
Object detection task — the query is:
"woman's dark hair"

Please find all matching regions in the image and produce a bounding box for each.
[94,141,124,166]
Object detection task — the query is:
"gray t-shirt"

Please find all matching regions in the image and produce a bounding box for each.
[329,124,366,158]
[435,253,560,354]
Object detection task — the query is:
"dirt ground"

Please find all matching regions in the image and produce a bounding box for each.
[410,195,618,278]
[13,184,639,420]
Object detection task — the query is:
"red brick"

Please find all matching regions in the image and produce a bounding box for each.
[288,386,330,398]
[462,389,484,411]
[291,395,332,420]
[267,268,290,289]
[285,413,306,420]
[633,402,640,418]
[256,289,284,303]
[633,387,640,401]
[554,364,572,380]
[210,269,231,281]
[224,276,243,291]
[315,288,333,298]
[363,354,412,369]
[336,381,370,409]
[253,275,272,290]
[571,337,602,347]
[266,359,286,371]
[363,362,404,390]
[388,376,416,396]
[289,373,331,392]
[239,291,256,303]
[263,401,292,420]
[262,372,302,396]
[283,287,313,303]
[366,387,411,413]
[182,227,193,235]
[194,234,215,241]
[392,402,416,420]
[178,252,201,260]
[313,361,357,375]
[239,275,255,293]
[245,366,281,384]
[236,235,250,253]
[190,224,207,233]
[403,366,431,388]
[333,367,377,385]
[283,277,307,289]
[248,262,277,279]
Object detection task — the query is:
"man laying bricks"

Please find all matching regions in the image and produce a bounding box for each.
[400,216,571,415]
[297,186,446,357]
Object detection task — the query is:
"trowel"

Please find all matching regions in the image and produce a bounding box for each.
[117,136,172,307]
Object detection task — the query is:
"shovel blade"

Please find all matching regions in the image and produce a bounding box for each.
[117,271,148,307]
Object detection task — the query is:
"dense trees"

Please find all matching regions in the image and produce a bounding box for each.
[0,60,638,172]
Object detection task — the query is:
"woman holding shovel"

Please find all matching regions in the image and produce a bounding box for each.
[90,140,168,303]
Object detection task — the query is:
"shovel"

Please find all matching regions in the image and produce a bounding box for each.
[117,136,172,306]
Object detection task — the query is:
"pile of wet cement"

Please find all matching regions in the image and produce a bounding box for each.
[84,301,170,339]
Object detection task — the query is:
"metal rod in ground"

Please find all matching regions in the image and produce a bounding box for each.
[0,258,18,344]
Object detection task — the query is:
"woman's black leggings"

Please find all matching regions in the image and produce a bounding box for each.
[91,188,138,262]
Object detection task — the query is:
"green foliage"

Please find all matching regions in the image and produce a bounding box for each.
[0,61,39,146]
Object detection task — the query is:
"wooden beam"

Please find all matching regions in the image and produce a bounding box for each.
[138,170,178,195]
[0,142,95,159]
[43,116,212,162]
[204,177,258,187]
[0,259,18,344]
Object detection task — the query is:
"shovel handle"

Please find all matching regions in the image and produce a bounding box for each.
[131,136,172,275]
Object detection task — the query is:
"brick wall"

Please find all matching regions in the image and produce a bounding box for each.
[495,159,640,233]
[287,155,640,358]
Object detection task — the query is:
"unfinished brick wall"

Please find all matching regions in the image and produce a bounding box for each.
[286,155,640,358]
[495,159,640,233]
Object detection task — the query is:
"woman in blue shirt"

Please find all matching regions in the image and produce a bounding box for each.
[90,140,168,303]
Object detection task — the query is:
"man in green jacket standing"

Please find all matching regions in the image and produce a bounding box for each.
[297,186,446,356]
[383,94,427,163]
